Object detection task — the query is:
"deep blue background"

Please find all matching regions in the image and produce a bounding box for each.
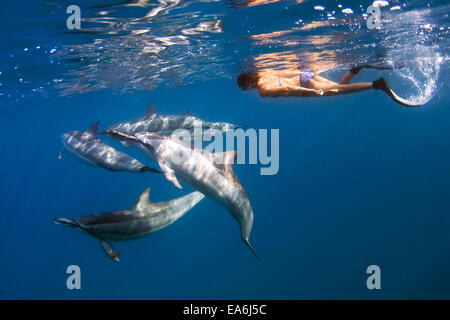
[0,0,449,299]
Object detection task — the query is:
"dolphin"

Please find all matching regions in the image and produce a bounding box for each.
[106,130,259,260]
[103,104,241,147]
[55,188,205,261]
[60,121,160,173]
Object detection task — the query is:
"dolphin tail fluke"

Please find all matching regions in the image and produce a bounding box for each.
[54,217,79,228]
[244,238,260,261]
[97,131,134,148]
[141,166,162,174]
[106,130,138,143]
[235,124,249,130]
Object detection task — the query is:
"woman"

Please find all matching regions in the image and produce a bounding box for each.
[237,65,393,100]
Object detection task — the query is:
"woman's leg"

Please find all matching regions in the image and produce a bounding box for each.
[313,67,360,85]
[339,66,363,84]
[308,79,374,95]
[339,71,355,84]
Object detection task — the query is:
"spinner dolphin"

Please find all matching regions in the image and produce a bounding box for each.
[60,121,159,173]
[104,104,241,146]
[55,188,205,261]
[107,130,259,259]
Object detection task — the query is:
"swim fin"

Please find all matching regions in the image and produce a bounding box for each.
[352,62,405,74]
[364,62,405,70]
[373,77,423,107]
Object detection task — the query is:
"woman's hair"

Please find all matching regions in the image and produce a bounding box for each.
[237,71,259,90]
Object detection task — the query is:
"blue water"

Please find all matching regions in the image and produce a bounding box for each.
[1,0,449,299]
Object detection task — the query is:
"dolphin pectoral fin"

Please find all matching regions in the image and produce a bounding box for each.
[213,151,239,164]
[243,238,260,261]
[159,163,182,189]
[101,240,120,262]
[212,151,240,172]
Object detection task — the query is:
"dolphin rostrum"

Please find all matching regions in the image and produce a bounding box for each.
[55,188,205,261]
[60,121,160,173]
[104,104,241,146]
[107,130,259,260]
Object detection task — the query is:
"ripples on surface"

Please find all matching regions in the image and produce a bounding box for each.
[0,0,448,103]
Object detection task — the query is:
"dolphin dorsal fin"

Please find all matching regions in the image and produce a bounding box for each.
[132,188,151,211]
[86,121,99,138]
[142,104,156,118]
[212,151,239,171]
[182,110,190,116]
